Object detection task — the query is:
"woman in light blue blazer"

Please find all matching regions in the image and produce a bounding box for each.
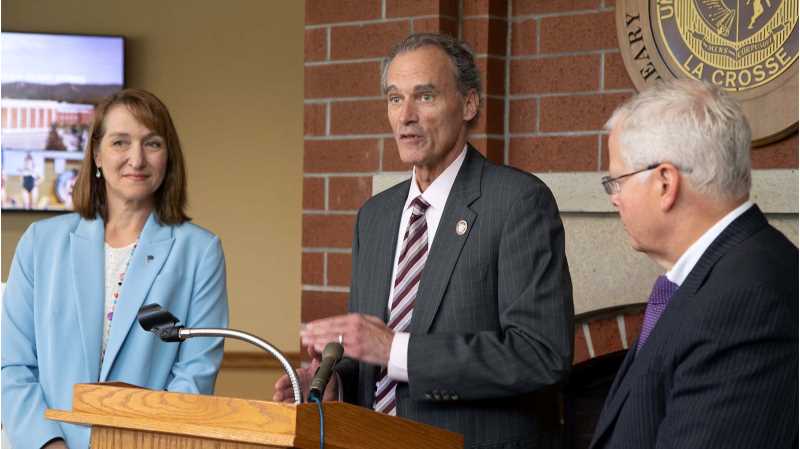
[2,89,229,449]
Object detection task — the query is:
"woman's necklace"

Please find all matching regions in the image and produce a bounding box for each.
[107,242,137,322]
[101,241,138,362]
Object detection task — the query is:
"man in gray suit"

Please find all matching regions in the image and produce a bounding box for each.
[275,33,574,448]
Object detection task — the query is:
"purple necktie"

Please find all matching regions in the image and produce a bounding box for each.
[636,275,679,353]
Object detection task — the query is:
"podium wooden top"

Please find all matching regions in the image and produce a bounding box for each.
[46,383,463,449]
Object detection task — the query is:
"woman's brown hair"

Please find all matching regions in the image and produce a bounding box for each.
[73,88,190,224]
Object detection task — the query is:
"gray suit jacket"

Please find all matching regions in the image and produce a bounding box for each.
[337,147,574,448]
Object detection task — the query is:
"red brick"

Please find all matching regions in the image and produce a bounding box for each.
[511,19,537,56]
[752,134,799,169]
[473,97,505,135]
[441,0,460,17]
[513,0,600,15]
[328,253,353,286]
[330,100,390,135]
[329,176,373,210]
[412,17,459,36]
[487,138,505,164]
[509,136,598,172]
[302,214,356,248]
[462,17,507,56]
[588,317,623,357]
[511,55,599,94]
[624,312,644,347]
[509,99,537,133]
[301,290,349,323]
[469,137,505,164]
[387,0,459,17]
[303,177,325,209]
[464,0,508,16]
[540,93,631,132]
[540,12,617,53]
[383,138,412,171]
[600,135,609,171]
[476,56,506,96]
[573,325,590,364]
[605,52,635,90]
[302,252,324,285]
[305,62,382,99]
[304,103,326,136]
[304,139,380,173]
[387,0,437,16]
[306,0,382,25]
[331,21,411,60]
[305,28,327,62]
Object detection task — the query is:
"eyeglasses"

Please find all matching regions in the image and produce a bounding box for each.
[601,163,660,195]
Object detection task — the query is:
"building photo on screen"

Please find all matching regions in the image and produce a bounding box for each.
[1,32,124,211]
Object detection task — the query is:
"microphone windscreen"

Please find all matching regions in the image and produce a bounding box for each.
[322,342,344,361]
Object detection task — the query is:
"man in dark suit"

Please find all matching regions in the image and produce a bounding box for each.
[590,79,798,449]
[275,33,574,448]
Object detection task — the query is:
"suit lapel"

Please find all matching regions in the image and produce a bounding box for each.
[69,218,106,381]
[589,343,639,448]
[679,205,767,296]
[606,346,636,399]
[100,213,174,381]
[364,182,408,321]
[411,147,483,333]
[590,205,769,447]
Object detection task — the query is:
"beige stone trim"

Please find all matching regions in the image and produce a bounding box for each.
[373,170,798,213]
[372,170,798,314]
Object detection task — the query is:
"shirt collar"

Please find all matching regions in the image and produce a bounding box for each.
[666,200,754,286]
[405,145,467,212]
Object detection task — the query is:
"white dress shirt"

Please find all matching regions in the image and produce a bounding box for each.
[666,201,754,286]
[387,146,467,382]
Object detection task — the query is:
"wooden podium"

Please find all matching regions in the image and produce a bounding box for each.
[46,383,463,449]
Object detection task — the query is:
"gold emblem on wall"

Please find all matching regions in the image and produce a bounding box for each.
[615,0,798,145]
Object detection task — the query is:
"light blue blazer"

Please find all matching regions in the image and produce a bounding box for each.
[2,213,229,449]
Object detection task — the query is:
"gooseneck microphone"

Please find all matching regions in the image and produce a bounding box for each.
[137,303,303,404]
[307,341,344,402]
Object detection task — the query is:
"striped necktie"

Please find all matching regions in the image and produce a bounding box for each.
[374,196,430,415]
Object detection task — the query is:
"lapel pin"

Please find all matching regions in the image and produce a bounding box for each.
[456,220,468,236]
[146,255,154,263]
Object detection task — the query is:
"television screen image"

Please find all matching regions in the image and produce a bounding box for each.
[1,32,124,211]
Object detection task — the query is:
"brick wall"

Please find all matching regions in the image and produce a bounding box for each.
[508,1,629,174]
[303,2,796,446]
[302,0,798,326]
[302,0,461,326]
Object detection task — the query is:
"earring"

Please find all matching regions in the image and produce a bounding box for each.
[95,167,102,178]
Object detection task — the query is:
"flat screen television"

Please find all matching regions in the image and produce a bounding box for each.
[1,32,124,211]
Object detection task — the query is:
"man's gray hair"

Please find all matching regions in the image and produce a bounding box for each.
[381,33,483,127]
[606,79,751,200]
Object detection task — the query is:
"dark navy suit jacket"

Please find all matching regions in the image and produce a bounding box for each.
[590,205,798,449]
